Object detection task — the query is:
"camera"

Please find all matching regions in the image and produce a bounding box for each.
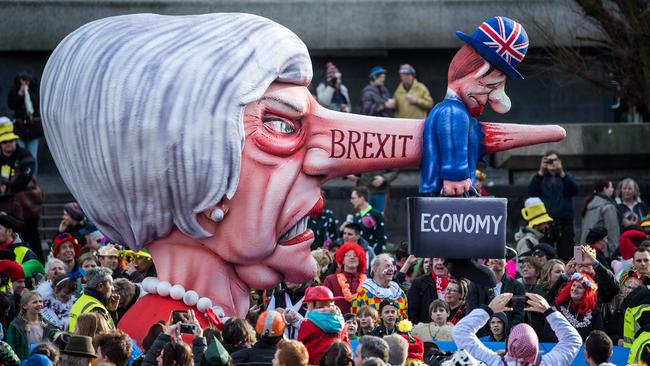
[172,310,196,334]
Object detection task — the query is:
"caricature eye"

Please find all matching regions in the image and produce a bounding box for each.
[263,116,296,134]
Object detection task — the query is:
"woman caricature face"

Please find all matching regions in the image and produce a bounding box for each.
[206,83,421,291]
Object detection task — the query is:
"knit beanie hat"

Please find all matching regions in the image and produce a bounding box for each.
[64,202,85,222]
[0,259,24,282]
[507,323,539,364]
[21,354,53,366]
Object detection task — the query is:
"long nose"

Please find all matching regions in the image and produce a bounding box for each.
[304,105,424,181]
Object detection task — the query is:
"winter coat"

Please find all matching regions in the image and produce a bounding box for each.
[407,274,442,324]
[297,310,349,365]
[232,338,278,366]
[452,306,582,366]
[316,83,351,112]
[41,291,75,330]
[581,193,620,257]
[615,197,648,223]
[6,316,56,360]
[0,341,19,366]
[361,84,393,117]
[514,226,545,257]
[393,80,434,119]
[528,173,579,223]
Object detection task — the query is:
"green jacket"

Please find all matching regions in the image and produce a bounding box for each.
[393,79,434,119]
[6,316,56,360]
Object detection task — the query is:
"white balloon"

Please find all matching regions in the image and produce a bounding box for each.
[170,284,186,300]
[197,297,213,312]
[156,281,172,297]
[183,291,199,306]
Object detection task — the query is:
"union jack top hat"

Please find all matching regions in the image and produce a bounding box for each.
[456,16,529,80]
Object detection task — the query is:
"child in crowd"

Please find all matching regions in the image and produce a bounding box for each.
[371,299,399,336]
[344,313,359,340]
[479,312,508,342]
[357,306,378,336]
[412,300,454,341]
[297,286,349,365]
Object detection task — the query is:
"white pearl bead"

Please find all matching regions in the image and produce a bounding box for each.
[143,277,160,294]
[183,290,199,306]
[156,281,172,297]
[170,284,186,300]
[197,297,213,312]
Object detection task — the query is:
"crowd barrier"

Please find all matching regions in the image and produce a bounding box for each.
[349,339,631,366]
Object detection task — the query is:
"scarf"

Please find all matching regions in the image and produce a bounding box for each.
[431,272,449,297]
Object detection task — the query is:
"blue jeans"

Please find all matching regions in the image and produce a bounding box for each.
[18,138,40,176]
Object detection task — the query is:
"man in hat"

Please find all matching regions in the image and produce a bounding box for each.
[418,17,564,288]
[69,267,119,332]
[0,213,37,266]
[97,244,129,279]
[0,117,43,262]
[515,197,553,259]
[297,285,349,365]
[362,66,395,117]
[125,249,156,283]
[393,64,433,119]
[52,232,80,272]
[61,335,97,366]
[316,62,351,112]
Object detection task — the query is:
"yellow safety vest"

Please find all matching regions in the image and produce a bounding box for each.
[13,245,30,264]
[628,331,650,365]
[623,304,650,348]
[68,293,115,332]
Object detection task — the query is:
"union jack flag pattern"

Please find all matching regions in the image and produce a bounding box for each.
[477,16,529,66]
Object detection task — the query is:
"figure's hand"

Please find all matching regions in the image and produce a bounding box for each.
[371,175,385,187]
[340,104,349,113]
[524,293,551,313]
[345,174,359,182]
[385,99,396,109]
[442,179,472,196]
[406,95,417,104]
[488,293,513,313]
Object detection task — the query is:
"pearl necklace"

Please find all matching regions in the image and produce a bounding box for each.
[141,277,224,316]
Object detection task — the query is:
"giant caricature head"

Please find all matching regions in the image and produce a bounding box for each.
[41,13,422,317]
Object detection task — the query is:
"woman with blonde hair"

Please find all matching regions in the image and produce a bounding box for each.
[538,259,565,296]
[6,291,55,359]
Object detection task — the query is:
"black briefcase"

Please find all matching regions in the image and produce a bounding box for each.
[407,196,507,259]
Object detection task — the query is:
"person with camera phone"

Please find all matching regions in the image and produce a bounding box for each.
[142,309,206,366]
[452,292,582,365]
[528,151,579,262]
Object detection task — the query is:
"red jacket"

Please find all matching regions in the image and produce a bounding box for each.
[298,318,349,365]
[620,230,646,260]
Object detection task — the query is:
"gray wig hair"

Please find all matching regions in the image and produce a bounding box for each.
[85,267,113,289]
[370,253,393,277]
[41,13,312,249]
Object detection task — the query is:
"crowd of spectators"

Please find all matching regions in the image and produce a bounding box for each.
[0,66,646,366]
